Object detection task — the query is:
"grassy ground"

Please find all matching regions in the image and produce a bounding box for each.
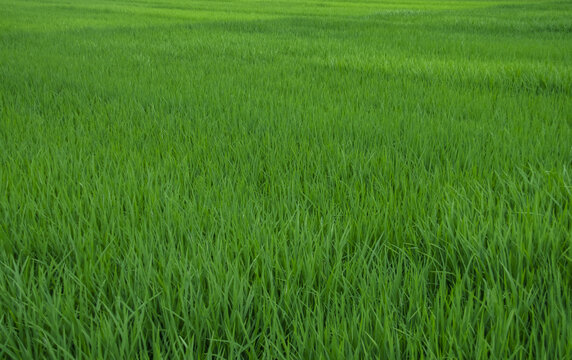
[1,0,571,358]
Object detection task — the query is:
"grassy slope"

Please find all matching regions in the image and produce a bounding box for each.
[1,0,571,358]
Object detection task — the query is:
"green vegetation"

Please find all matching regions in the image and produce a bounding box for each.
[1,0,571,358]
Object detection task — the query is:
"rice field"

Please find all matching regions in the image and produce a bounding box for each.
[0,0,571,358]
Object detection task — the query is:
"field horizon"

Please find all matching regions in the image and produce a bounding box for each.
[1,0,571,358]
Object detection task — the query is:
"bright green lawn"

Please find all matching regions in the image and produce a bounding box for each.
[1,0,571,358]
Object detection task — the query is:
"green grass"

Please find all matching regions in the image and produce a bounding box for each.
[1,0,571,358]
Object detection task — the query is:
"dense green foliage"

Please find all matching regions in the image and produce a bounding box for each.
[1,0,571,358]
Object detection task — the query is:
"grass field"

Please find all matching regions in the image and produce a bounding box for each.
[1,0,571,358]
